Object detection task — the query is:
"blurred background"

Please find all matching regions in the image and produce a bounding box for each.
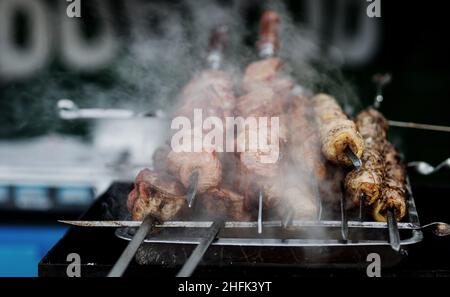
[0,0,449,276]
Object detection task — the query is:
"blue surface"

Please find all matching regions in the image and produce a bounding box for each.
[0,225,67,277]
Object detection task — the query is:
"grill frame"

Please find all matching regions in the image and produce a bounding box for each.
[115,175,423,248]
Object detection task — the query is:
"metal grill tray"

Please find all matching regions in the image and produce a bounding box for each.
[116,176,423,247]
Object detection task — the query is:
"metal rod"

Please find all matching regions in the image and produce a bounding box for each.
[176,218,224,277]
[186,171,199,208]
[386,209,401,252]
[340,195,349,242]
[258,191,263,234]
[344,147,362,169]
[282,210,294,229]
[359,194,364,222]
[107,215,155,277]
[388,120,450,133]
[59,219,420,230]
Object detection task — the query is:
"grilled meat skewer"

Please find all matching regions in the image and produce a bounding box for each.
[372,142,407,222]
[236,11,293,210]
[312,93,365,166]
[345,108,387,207]
[167,26,236,196]
[129,27,239,222]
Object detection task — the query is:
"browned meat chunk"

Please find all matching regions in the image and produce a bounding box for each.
[312,94,364,166]
[127,169,187,221]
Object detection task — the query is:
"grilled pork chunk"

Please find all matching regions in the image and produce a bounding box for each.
[372,142,407,222]
[312,93,364,166]
[127,169,187,221]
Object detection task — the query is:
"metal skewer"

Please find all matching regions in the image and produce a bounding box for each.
[59,219,450,235]
[282,209,294,229]
[258,191,263,234]
[107,215,156,277]
[340,194,349,242]
[186,171,199,208]
[359,194,364,221]
[388,120,450,133]
[344,147,362,169]
[176,218,224,277]
[371,73,450,133]
[386,209,401,252]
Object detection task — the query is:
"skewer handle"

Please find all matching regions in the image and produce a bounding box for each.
[257,10,280,58]
[207,25,228,70]
[176,218,224,277]
[107,215,155,277]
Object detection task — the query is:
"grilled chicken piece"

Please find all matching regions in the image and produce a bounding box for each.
[167,69,236,194]
[241,58,282,92]
[372,142,407,222]
[345,150,384,207]
[344,108,387,206]
[199,187,252,221]
[236,87,283,117]
[175,70,236,119]
[289,95,327,181]
[236,115,287,175]
[127,169,187,221]
[167,149,222,194]
[312,93,364,166]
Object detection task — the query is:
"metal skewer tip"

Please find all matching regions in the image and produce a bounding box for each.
[186,171,199,208]
[282,209,294,229]
[359,194,364,222]
[340,195,349,242]
[345,147,362,169]
[258,191,263,234]
[386,209,401,252]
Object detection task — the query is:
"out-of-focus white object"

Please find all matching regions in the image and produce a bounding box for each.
[408,158,450,176]
[57,98,169,174]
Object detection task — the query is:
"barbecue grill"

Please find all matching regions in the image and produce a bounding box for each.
[39,78,450,277]
[39,182,450,277]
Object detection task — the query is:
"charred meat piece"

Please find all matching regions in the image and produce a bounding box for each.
[372,142,407,222]
[167,149,222,194]
[167,69,236,194]
[345,108,388,206]
[236,87,283,117]
[288,95,327,181]
[127,169,187,221]
[175,70,236,119]
[312,94,364,166]
[199,187,252,221]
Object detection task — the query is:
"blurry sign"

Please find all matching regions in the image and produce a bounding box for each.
[0,0,381,81]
